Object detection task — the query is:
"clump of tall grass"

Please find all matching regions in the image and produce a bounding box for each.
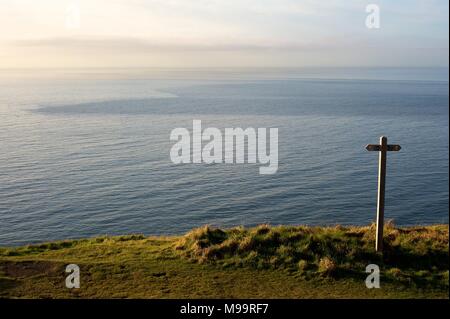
[318,257,337,276]
[174,223,448,285]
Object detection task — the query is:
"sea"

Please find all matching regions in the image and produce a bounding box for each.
[0,67,448,246]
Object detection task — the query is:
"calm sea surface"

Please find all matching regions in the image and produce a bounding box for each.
[0,68,448,246]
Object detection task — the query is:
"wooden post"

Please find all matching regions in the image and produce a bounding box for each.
[376,136,387,252]
[366,137,401,252]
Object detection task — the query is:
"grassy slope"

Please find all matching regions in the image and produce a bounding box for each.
[0,224,448,299]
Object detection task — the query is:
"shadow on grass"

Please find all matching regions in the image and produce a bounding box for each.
[0,276,19,293]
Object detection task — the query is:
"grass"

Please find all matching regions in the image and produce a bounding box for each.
[0,223,448,298]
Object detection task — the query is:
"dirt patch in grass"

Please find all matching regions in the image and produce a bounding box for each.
[1,260,62,278]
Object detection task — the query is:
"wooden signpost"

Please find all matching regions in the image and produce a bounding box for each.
[366,136,401,252]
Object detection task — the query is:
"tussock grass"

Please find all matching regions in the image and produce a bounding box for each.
[174,223,449,287]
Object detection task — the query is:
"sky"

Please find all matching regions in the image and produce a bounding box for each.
[0,0,448,68]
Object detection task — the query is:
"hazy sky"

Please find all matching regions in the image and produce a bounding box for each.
[1,0,448,68]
